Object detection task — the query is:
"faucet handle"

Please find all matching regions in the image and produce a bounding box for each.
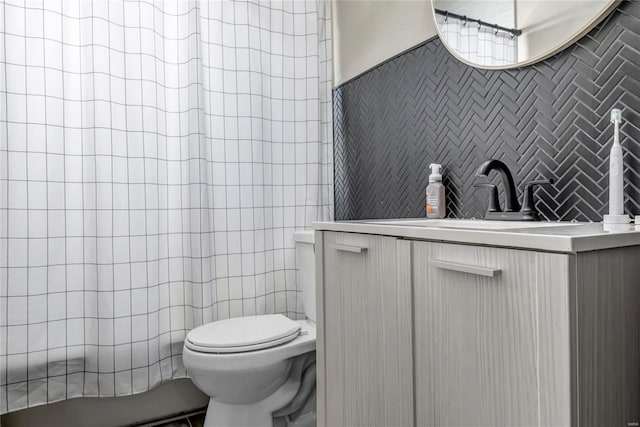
[473,183,501,212]
[521,179,554,214]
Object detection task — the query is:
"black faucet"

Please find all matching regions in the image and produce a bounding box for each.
[474,159,553,221]
[475,159,520,212]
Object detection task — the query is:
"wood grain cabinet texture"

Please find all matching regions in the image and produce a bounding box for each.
[412,241,571,427]
[316,231,640,427]
[316,231,413,427]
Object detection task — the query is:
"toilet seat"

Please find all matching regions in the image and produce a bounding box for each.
[183,319,315,371]
[185,314,301,354]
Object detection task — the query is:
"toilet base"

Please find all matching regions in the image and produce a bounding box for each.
[202,355,308,427]
[203,398,275,427]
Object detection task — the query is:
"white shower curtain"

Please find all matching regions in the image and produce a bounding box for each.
[437,15,517,66]
[0,0,333,413]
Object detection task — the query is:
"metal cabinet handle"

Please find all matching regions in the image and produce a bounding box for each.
[428,259,501,277]
[332,243,368,254]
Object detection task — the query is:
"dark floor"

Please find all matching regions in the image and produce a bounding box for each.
[134,409,206,427]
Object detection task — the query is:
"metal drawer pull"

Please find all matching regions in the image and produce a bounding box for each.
[332,243,368,253]
[429,259,501,277]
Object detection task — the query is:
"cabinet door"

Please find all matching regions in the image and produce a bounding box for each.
[319,232,413,427]
[413,241,572,427]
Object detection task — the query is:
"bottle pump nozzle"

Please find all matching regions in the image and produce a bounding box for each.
[429,163,442,182]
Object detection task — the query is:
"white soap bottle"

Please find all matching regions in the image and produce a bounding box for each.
[426,163,446,219]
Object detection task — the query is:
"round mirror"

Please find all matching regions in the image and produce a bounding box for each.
[432,0,620,69]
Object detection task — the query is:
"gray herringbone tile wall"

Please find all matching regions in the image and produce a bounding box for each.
[333,1,640,222]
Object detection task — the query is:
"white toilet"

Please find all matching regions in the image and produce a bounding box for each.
[183,230,317,427]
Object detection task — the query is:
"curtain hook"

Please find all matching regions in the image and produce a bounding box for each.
[494,24,499,35]
[444,11,448,22]
[463,15,467,26]
[478,21,482,30]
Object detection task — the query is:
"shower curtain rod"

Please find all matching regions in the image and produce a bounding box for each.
[434,8,522,37]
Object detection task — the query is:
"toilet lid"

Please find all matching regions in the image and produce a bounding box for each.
[185,314,301,353]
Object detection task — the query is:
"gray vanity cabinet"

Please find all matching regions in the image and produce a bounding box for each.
[412,241,572,426]
[316,230,640,427]
[315,231,414,427]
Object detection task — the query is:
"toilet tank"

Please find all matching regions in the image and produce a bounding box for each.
[293,230,316,322]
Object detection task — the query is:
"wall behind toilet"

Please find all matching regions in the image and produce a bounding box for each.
[333,1,640,222]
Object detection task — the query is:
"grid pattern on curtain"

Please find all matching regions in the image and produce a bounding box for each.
[437,15,517,66]
[0,0,332,414]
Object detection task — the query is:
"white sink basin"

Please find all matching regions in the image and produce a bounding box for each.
[368,219,580,230]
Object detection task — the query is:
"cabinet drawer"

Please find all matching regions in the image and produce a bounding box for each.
[412,241,572,427]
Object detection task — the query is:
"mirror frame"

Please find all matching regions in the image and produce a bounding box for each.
[431,0,621,69]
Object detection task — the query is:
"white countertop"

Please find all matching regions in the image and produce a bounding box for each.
[312,218,640,253]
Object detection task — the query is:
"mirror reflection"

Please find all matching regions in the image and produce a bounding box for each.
[433,0,619,68]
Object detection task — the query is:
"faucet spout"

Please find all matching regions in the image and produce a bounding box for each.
[475,159,520,212]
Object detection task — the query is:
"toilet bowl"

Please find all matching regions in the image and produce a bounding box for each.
[183,231,316,427]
